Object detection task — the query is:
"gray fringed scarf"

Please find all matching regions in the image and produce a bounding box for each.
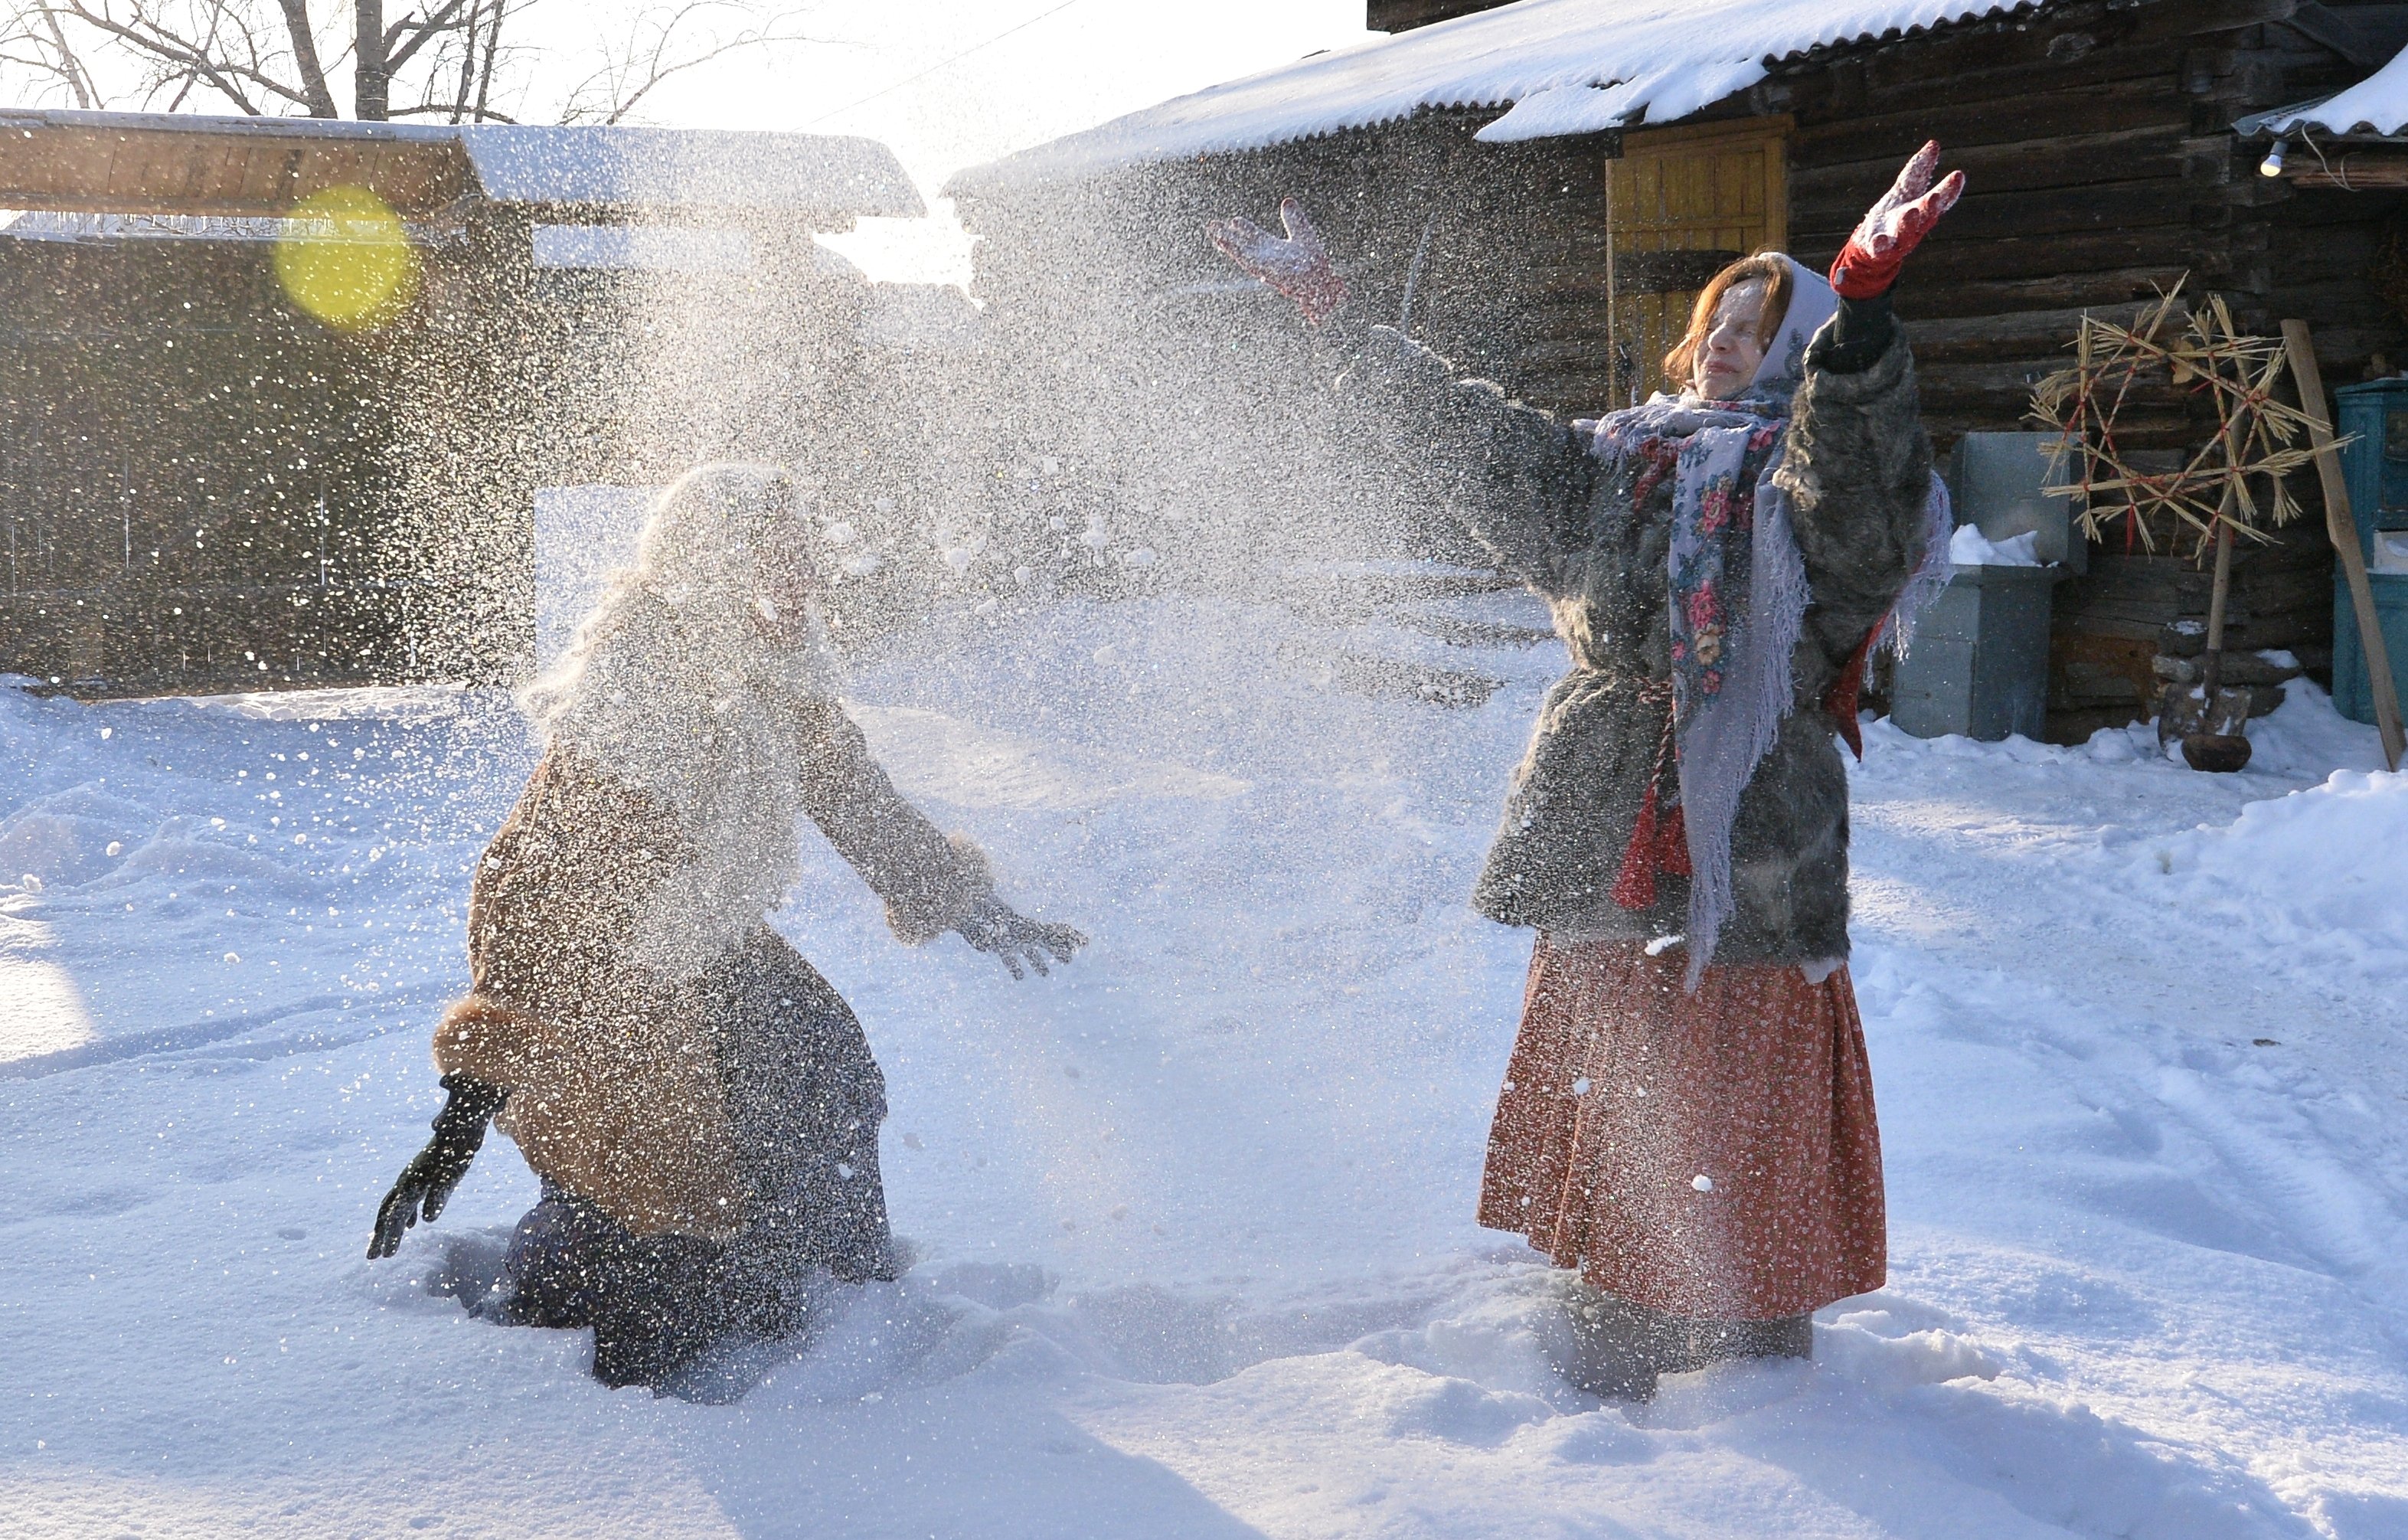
[1583,259,1949,984]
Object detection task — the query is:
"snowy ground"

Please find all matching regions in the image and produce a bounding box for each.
[2,592,2403,1539]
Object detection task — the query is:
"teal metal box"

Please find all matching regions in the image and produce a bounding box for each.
[2329,380,2408,726]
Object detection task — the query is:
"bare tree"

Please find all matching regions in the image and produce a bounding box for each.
[557,1,809,126]
[0,0,809,123]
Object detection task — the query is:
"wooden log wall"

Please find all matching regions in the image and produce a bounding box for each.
[1364,0,1513,31]
[1776,0,2391,446]
[0,207,897,695]
[1765,0,2402,730]
[964,0,2408,737]
[0,238,414,695]
[955,109,1626,579]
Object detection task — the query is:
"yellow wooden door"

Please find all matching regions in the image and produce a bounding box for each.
[1606,118,1790,403]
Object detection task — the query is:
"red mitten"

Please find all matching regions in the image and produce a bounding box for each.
[1207,197,1349,326]
[1828,140,1965,300]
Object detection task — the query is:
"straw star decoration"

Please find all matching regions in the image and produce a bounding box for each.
[2029,280,2325,558]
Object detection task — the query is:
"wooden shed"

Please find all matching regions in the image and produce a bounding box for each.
[950,0,2408,741]
[0,111,920,697]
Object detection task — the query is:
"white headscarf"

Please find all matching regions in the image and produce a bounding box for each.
[521,463,841,979]
[1750,255,1839,391]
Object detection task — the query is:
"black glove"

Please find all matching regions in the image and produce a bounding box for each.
[954,896,1086,980]
[367,1074,507,1260]
[1809,292,1897,376]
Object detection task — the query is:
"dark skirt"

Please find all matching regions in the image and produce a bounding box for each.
[495,927,896,1385]
[1478,936,1886,1322]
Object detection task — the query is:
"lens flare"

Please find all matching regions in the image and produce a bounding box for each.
[275,185,418,330]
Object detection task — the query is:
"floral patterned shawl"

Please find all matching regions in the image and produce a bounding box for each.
[1587,390,1807,984]
[1580,260,1946,983]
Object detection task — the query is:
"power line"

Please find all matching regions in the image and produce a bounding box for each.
[803,0,1083,127]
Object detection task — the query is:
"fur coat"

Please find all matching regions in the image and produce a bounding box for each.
[1343,316,1933,963]
[433,590,992,1240]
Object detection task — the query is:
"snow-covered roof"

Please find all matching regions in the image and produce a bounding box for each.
[455,126,921,217]
[2238,45,2408,138]
[952,0,2044,191]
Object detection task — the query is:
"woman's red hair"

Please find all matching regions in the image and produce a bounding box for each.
[1661,252,1794,391]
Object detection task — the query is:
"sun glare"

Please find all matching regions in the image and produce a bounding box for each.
[274,185,420,331]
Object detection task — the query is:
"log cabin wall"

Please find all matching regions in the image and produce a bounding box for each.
[0,210,899,697]
[0,235,416,696]
[1769,0,2406,735]
[959,0,2406,738]
[1365,0,1517,32]
[0,218,571,698]
[0,118,925,700]
[954,109,1632,581]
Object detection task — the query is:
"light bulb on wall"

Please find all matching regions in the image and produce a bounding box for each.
[2260,137,2289,177]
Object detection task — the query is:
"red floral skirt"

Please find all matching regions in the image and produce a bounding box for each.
[1477,936,1887,1321]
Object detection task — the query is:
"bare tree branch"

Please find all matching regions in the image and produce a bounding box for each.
[388,99,508,119]
[469,0,498,119]
[18,0,358,114]
[561,2,818,126]
[394,0,524,123]
[38,3,98,103]
[274,0,337,114]
[381,0,469,74]
[0,3,101,106]
[50,0,307,113]
[442,0,473,119]
[3,0,815,126]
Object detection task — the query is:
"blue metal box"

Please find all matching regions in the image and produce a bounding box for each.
[2329,380,2408,725]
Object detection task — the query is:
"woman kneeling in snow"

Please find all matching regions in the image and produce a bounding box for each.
[1214,146,1962,1399]
[366,463,1083,1390]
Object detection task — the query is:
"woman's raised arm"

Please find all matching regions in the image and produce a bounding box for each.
[1209,200,1602,599]
[1779,143,1963,675]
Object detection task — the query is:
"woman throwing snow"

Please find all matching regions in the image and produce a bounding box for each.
[366,464,1083,1391]
[1214,145,1961,1400]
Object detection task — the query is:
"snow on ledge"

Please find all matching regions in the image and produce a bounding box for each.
[952,0,2041,191]
[2248,44,2408,137]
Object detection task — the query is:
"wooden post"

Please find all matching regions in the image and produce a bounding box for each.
[2199,505,2236,708]
[2282,319,2404,771]
[2200,309,2247,723]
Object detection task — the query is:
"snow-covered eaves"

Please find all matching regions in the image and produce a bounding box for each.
[950,0,2047,194]
[0,210,462,246]
[0,110,921,224]
[2236,44,2408,138]
[455,126,921,219]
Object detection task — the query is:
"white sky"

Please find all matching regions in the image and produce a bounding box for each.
[523,0,1378,282]
[0,2,1376,283]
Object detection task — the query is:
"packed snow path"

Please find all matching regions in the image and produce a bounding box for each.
[2,597,2402,1539]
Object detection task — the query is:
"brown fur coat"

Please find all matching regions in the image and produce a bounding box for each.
[434,686,992,1240]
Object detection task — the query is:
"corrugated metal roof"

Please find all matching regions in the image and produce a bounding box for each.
[2237,45,2408,139]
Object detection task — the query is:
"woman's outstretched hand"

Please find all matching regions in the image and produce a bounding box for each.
[1829,141,1965,299]
[956,896,1087,980]
[1207,198,1349,325]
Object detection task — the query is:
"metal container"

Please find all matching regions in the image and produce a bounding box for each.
[1949,432,2086,575]
[2334,571,2408,726]
[1890,564,2056,741]
[1887,432,2070,741]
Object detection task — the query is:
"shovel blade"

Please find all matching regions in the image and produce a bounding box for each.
[2181,732,2253,773]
